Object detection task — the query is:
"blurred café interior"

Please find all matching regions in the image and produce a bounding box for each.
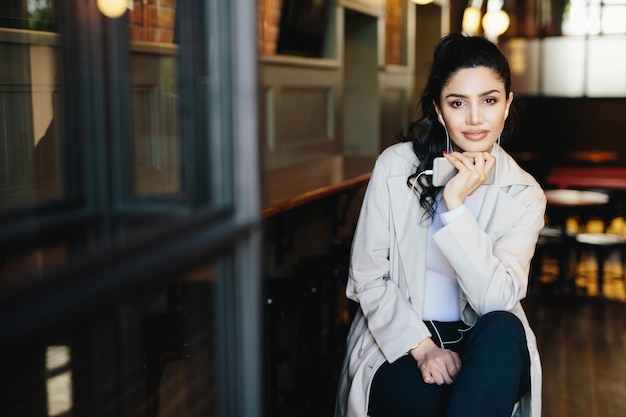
[0,0,625,416]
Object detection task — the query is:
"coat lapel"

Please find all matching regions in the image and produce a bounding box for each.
[477,187,525,239]
[478,148,534,237]
[388,175,428,307]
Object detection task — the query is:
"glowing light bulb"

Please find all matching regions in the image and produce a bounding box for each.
[462,7,482,35]
[97,0,128,19]
[482,9,510,36]
[412,0,434,4]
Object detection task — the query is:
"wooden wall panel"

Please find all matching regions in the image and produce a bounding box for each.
[260,61,341,168]
[379,69,412,151]
[279,87,334,149]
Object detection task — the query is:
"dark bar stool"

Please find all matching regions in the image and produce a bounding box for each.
[544,189,611,293]
[293,238,356,417]
[574,232,626,296]
[530,225,574,293]
[264,276,308,417]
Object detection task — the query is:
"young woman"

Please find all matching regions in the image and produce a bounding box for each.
[335,34,546,417]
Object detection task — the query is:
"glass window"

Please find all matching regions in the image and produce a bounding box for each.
[586,36,626,96]
[0,1,261,416]
[28,0,55,31]
[602,5,626,33]
[2,260,222,417]
[0,2,61,211]
[562,0,626,35]
[128,2,182,198]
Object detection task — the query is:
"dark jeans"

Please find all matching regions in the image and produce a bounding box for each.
[368,311,530,417]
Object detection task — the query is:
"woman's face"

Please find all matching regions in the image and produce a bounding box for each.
[437,66,513,153]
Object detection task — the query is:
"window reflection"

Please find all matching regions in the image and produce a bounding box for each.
[33,88,62,199]
[128,2,182,197]
[3,261,219,417]
[46,345,73,417]
[28,0,55,32]
[0,243,68,291]
[0,0,183,211]
[130,45,181,197]
[1,0,53,29]
[0,0,60,211]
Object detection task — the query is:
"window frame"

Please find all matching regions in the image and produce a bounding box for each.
[0,0,262,416]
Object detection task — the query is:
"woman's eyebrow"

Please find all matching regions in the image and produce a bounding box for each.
[444,89,501,99]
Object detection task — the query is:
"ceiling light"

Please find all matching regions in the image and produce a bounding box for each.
[97,0,131,19]
[462,7,482,35]
[482,9,510,37]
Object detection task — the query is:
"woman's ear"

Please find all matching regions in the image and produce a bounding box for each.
[433,101,445,126]
[504,92,514,120]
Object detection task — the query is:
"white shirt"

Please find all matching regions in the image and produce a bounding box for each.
[422,186,487,321]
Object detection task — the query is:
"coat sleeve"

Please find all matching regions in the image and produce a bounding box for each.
[432,184,546,315]
[346,152,431,363]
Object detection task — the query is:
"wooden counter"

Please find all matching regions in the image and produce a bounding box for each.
[262,154,376,218]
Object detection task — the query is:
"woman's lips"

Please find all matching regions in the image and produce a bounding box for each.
[462,130,489,141]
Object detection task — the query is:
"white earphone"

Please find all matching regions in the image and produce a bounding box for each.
[437,113,452,153]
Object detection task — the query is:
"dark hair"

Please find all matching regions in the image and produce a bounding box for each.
[400,33,517,220]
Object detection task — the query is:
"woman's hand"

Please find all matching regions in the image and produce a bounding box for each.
[442,151,495,210]
[409,338,462,385]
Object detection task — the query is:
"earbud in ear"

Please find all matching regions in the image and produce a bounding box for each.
[438,114,445,126]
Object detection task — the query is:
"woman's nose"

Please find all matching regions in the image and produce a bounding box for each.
[468,105,483,125]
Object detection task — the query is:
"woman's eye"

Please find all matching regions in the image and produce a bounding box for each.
[450,100,464,107]
[484,97,497,104]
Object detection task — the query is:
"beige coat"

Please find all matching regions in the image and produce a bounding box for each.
[335,142,546,417]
